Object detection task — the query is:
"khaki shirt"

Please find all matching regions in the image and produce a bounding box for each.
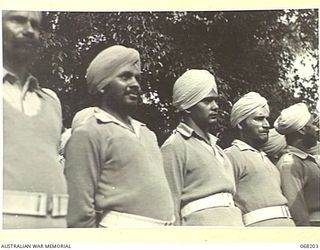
[277,146,320,226]
[225,140,288,214]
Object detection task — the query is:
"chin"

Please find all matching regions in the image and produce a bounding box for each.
[208,118,218,125]
[259,136,269,144]
[124,103,138,113]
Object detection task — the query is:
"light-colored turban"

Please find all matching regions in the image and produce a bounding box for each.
[71,107,95,130]
[87,45,141,95]
[230,92,269,128]
[172,69,217,111]
[261,128,287,157]
[274,103,311,135]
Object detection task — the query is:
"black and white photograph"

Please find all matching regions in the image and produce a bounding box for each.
[1,1,319,247]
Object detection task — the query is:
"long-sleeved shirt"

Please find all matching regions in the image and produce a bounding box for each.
[3,68,59,116]
[65,107,174,227]
[3,69,67,229]
[225,140,288,214]
[277,146,320,226]
[161,122,243,226]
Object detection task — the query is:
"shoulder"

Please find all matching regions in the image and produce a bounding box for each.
[41,88,61,104]
[161,131,185,150]
[224,145,240,157]
[72,118,102,140]
[277,153,300,170]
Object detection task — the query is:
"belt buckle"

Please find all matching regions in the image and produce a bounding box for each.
[52,194,69,217]
[47,194,69,217]
[281,206,291,218]
[35,193,48,217]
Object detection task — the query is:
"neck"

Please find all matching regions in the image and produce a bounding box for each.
[240,134,262,151]
[4,54,29,85]
[289,139,308,153]
[100,103,131,126]
[183,117,209,141]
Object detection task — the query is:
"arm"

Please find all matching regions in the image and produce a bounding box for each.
[64,127,101,228]
[224,148,242,185]
[277,156,309,226]
[161,138,185,225]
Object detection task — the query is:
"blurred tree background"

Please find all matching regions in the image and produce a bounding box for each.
[31,9,319,147]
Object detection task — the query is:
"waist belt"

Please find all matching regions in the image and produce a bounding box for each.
[3,190,68,217]
[99,211,174,227]
[181,193,235,218]
[309,211,320,222]
[243,205,291,226]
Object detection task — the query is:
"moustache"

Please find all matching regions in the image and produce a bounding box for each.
[125,88,143,96]
[15,38,41,48]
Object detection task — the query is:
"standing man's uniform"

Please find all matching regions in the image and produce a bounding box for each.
[275,103,320,226]
[161,70,243,226]
[225,140,293,226]
[3,11,68,229]
[65,45,174,227]
[225,92,295,226]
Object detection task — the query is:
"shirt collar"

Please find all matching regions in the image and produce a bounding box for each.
[3,68,40,91]
[285,145,312,160]
[176,122,219,146]
[232,139,267,156]
[93,107,145,134]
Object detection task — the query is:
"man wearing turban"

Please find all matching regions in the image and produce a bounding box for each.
[161,69,243,226]
[224,92,295,226]
[64,45,174,227]
[275,103,320,226]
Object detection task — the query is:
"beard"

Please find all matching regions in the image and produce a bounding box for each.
[303,133,317,148]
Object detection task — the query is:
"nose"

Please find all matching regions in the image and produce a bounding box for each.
[128,77,141,92]
[23,21,37,39]
[210,100,219,110]
[262,119,270,128]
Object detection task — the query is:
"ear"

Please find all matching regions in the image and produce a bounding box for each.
[236,123,243,130]
[298,127,305,135]
[184,109,191,114]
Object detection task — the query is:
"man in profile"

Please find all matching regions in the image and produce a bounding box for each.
[224,92,295,226]
[3,10,68,229]
[275,103,320,226]
[161,69,243,226]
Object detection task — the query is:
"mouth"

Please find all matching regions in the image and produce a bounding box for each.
[209,113,218,119]
[126,92,140,100]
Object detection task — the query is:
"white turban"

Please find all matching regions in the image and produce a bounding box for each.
[274,103,311,135]
[261,128,287,157]
[172,69,217,111]
[87,45,140,95]
[71,107,95,130]
[230,92,269,128]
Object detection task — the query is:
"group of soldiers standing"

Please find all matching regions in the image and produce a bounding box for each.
[3,10,320,229]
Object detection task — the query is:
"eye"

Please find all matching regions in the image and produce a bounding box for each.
[30,20,40,30]
[9,15,27,24]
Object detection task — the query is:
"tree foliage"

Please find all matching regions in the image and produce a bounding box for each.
[31,9,319,146]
